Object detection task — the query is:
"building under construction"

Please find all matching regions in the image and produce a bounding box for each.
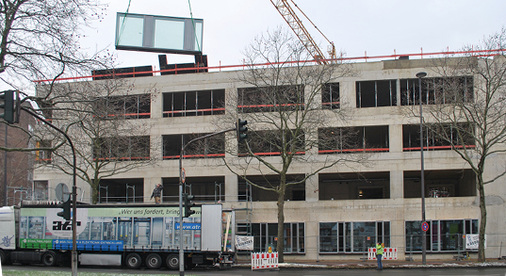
[32,50,506,262]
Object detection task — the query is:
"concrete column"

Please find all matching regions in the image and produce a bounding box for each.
[225,174,238,203]
[389,124,403,153]
[150,87,163,119]
[390,170,404,200]
[340,80,356,109]
[305,174,319,202]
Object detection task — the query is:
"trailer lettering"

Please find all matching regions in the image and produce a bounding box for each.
[52,221,82,231]
[119,209,133,215]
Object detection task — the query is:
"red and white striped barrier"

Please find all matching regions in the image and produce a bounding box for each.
[251,252,278,270]
[368,247,398,260]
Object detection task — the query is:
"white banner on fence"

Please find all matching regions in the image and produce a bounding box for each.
[235,235,254,251]
[466,234,486,250]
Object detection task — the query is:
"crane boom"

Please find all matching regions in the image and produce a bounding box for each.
[270,0,334,64]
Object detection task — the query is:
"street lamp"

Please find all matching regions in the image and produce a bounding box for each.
[416,71,427,265]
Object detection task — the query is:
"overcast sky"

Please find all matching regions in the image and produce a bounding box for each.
[84,0,506,70]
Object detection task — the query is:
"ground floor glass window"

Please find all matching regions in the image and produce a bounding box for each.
[251,222,305,254]
[405,219,478,252]
[319,221,390,253]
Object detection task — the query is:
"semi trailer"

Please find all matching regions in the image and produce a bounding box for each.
[0,202,235,269]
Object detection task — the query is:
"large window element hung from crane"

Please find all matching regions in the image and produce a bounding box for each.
[356,79,397,107]
[163,89,225,117]
[238,85,305,113]
[115,13,203,54]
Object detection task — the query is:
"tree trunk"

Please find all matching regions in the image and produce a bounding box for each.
[477,174,487,262]
[276,182,286,263]
[91,181,99,204]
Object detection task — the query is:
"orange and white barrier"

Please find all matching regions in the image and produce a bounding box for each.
[368,247,398,260]
[251,252,278,270]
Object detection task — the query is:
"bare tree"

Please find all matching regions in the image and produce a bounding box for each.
[34,78,158,203]
[0,0,106,90]
[424,28,506,262]
[223,28,359,262]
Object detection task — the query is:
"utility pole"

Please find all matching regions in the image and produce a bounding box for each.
[178,126,238,275]
[22,107,78,276]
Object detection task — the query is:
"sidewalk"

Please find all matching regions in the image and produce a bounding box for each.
[236,257,506,269]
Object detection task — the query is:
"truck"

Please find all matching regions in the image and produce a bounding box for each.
[0,202,236,269]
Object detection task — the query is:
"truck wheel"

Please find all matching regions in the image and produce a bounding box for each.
[0,249,10,265]
[125,253,142,269]
[42,251,56,266]
[145,253,162,269]
[166,254,179,270]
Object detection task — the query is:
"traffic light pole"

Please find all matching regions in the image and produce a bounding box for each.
[22,107,78,276]
[178,127,236,276]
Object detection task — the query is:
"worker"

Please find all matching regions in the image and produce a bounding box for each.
[376,242,384,270]
[150,183,163,204]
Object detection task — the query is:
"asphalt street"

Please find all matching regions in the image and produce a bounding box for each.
[3,265,506,276]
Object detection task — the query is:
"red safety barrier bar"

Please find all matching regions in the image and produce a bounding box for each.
[237,103,305,108]
[162,107,225,115]
[163,153,225,159]
[92,112,151,119]
[33,49,506,84]
[322,101,340,106]
[93,156,150,161]
[237,151,305,157]
[319,148,389,154]
[403,145,476,151]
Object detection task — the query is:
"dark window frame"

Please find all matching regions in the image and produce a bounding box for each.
[252,222,305,254]
[400,76,473,106]
[93,136,150,161]
[318,126,389,154]
[356,79,397,108]
[322,82,340,109]
[96,94,151,119]
[162,133,225,159]
[163,89,225,117]
[238,85,305,113]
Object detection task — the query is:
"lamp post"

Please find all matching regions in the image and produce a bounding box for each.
[416,71,427,265]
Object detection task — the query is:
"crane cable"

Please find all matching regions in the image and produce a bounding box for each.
[187,0,202,52]
[115,0,133,46]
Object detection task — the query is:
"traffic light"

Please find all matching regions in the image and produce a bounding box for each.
[57,199,71,220]
[183,193,195,217]
[0,90,15,123]
[236,119,248,142]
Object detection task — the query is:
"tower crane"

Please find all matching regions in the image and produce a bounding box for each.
[270,0,336,64]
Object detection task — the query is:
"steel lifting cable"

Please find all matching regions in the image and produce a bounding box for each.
[116,0,133,46]
[187,0,201,52]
